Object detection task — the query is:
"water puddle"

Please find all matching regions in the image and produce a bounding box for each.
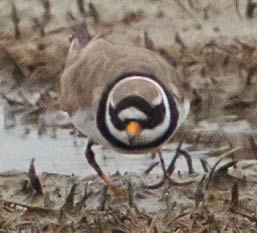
[0,104,217,177]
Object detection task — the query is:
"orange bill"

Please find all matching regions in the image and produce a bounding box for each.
[126,121,141,137]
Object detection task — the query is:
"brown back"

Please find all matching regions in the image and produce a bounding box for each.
[60,37,190,114]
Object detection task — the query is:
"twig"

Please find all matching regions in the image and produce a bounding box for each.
[166,140,183,176]
[39,0,51,20]
[229,182,239,207]
[1,48,26,84]
[66,11,78,23]
[212,160,237,182]
[0,92,24,106]
[126,179,138,212]
[194,175,206,208]
[147,214,158,233]
[175,32,186,49]
[200,158,210,173]
[178,149,195,175]
[206,147,242,189]
[158,151,168,178]
[158,48,177,68]
[144,161,159,175]
[230,206,257,222]
[28,158,43,195]
[32,17,45,37]
[234,0,242,19]
[174,0,194,18]
[144,30,155,51]
[143,141,197,189]
[62,182,77,211]
[1,199,54,212]
[88,2,99,24]
[95,214,103,233]
[98,186,108,211]
[164,211,190,230]
[75,182,89,212]
[77,0,87,17]
[246,0,257,19]
[143,175,194,190]
[10,0,20,39]
[70,20,91,47]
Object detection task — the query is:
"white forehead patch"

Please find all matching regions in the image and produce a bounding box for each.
[118,107,148,120]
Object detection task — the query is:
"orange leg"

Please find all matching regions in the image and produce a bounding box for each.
[85,140,126,196]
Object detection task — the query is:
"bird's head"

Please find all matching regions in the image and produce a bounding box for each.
[97,74,179,151]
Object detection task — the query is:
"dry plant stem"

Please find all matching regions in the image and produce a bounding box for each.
[205,147,242,189]
[144,161,159,175]
[229,182,239,207]
[70,20,91,46]
[158,151,168,179]
[28,158,43,195]
[73,128,79,146]
[126,180,133,207]
[143,151,168,189]
[40,0,51,20]
[234,0,242,19]
[77,0,87,17]
[174,0,194,18]
[175,32,186,49]
[164,211,190,230]
[246,135,257,154]
[144,141,195,189]
[187,0,198,11]
[150,152,156,159]
[10,1,20,39]
[212,160,237,180]
[2,199,53,212]
[230,206,257,222]
[143,177,165,189]
[126,179,138,211]
[246,0,257,19]
[62,182,77,211]
[98,186,108,211]
[245,66,257,85]
[166,140,183,176]
[146,214,158,233]
[33,17,45,36]
[195,175,206,208]
[200,158,209,173]
[66,11,78,23]
[1,48,26,84]
[88,3,99,24]
[75,182,88,212]
[178,149,195,175]
[144,30,155,51]
[0,93,24,106]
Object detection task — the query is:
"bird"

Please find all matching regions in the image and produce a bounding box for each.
[59,35,191,192]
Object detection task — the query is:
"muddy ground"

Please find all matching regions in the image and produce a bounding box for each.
[1,0,257,232]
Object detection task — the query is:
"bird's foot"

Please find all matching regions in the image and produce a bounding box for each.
[102,175,127,197]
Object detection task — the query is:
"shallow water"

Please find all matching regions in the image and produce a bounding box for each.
[0,104,215,177]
